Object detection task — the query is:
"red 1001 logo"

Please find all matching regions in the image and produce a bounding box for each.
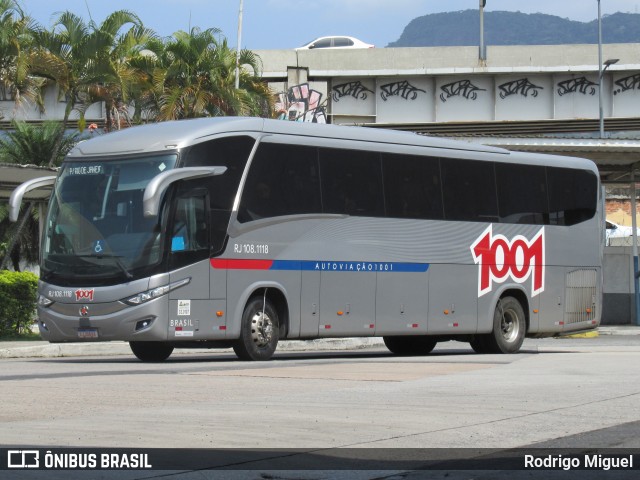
[471,225,545,297]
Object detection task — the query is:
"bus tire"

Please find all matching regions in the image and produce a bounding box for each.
[129,341,174,362]
[383,336,437,356]
[233,296,279,361]
[484,296,526,354]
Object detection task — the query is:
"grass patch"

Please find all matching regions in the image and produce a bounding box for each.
[0,331,42,341]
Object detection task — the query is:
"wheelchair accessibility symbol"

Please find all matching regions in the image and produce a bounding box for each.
[94,240,104,254]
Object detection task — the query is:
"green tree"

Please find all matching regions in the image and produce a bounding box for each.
[28,10,142,160]
[0,0,44,118]
[144,27,273,121]
[0,120,77,166]
[0,121,79,271]
[83,15,156,131]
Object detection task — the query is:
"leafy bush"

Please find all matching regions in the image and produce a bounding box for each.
[0,270,38,337]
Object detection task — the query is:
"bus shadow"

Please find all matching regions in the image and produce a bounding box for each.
[34,345,572,366]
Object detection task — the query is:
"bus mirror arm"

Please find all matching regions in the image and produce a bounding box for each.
[142,167,227,218]
[9,175,57,222]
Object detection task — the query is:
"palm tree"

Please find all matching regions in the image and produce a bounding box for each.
[82,15,156,131]
[0,0,44,118]
[0,201,39,271]
[0,120,77,165]
[144,27,273,121]
[209,37,274,118]
[28,10,143,161]
[125,36,165,123]
[0,121,79,271]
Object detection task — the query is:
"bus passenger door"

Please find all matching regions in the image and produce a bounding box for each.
[167,192,218,339]
[318,269,376,336]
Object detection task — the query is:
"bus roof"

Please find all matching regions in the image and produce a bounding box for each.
[66,117,598,174]
[67,117,506,157]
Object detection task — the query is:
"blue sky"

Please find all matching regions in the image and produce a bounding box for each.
[20,0,638,50]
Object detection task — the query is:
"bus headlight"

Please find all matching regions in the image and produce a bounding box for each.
[38,295,53,307]
[122,278,191,306]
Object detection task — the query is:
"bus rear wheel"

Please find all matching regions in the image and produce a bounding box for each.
[129,341,174,362]
[479,296,526,354]
[383,336,437,356]
[233,296,280,361]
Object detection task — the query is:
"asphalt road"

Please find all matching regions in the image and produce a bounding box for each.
[1,335,640,479]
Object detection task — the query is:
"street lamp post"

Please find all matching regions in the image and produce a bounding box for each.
[598,0,619,138]
[599,58,619,138]
[479,0,486,61]
[235,0,244,90]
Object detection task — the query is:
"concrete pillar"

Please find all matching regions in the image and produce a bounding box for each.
[287,67,308,87]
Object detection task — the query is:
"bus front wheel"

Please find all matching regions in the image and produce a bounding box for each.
[130,341,174,362]
[233,296,280,361]
[383,336,437,356]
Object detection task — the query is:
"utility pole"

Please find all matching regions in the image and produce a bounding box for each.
[479,0,486,61]
[235,0,244,90]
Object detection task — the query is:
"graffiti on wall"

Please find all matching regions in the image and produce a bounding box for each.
[498,78,544,99]
[439,80,486,102]
[557,77,598,96]
[275,83,327,123]
[614,73,640,95]
[332,81,374,102]
[379,81,426,101]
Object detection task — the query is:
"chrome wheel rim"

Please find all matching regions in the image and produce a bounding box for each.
[251,311,274,347]
[500,308,520,343]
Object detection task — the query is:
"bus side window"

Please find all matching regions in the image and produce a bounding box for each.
[382,153,443,220]
[496,163,548,225]
[441,158,499,223]
[319,148,384,217]
[238,143,321,222]
[547,167,598,226]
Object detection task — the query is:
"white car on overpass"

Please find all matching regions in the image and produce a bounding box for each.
[296,36,374,50]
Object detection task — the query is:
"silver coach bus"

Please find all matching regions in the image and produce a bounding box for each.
[9,117,602,361]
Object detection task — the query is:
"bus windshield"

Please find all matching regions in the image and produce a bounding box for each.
[42,154,177,285]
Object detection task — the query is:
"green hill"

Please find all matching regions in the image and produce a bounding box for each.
[387,10,640,47]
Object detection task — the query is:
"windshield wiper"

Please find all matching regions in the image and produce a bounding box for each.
[76,254,134,280]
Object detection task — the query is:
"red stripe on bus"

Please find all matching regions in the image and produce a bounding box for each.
[210,259,273,270]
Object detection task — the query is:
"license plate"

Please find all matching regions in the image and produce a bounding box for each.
[77,328,98,339]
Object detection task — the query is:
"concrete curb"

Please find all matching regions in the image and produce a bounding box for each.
[1,326,638,359]
[0,337,386,359]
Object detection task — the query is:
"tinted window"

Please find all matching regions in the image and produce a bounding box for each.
[171,196,208,253]
[496,163,548,224]
[382,153,443,220]
[320,148,384,217]
[334,37,354,47]
[441,158,498,222]
[547,167,597,226]
[169,193,209,270]
[312,38,332,49]
[184,136,254,210]
[238,143,321,222]
[184,136,255,253]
